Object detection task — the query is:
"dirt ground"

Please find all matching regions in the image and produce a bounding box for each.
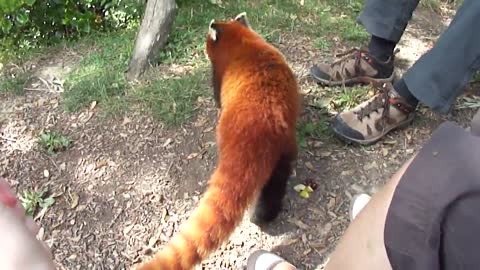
[1,6,478,270]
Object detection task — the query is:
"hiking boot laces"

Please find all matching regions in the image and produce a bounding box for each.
[328,48,365,83]
[354,84,414,125]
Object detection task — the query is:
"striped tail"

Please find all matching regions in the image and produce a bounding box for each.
[136,157,276,270]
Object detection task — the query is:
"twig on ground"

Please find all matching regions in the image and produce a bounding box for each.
[0,134,17,142]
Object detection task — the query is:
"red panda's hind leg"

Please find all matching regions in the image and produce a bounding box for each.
[250,154,294,225]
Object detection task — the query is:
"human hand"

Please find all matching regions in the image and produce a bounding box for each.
[0,177,56,270]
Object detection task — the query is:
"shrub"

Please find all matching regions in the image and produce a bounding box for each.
[0,0,144,47]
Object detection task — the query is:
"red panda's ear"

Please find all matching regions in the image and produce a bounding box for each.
[234,12,250,29]
[208,19,218,42]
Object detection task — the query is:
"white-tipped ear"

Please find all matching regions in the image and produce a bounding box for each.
[234,12,250,28]
[235,12,247,20]
[208,19,217,41]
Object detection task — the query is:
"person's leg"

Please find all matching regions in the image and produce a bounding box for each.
[358,0,420,46]
[401,0,480,114]
[310,0,419,86]
[324,156,414,270]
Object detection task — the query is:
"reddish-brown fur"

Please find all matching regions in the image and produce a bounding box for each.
[136,14,300,270]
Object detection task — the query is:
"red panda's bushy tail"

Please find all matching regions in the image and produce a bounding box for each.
[136,142,280,270]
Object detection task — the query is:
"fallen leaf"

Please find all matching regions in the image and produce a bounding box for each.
[282,238,299,246]
[319,151,332,158]
[161,208,169,222]
[290,219,310,230]
[363,161,377,170]
[95,160,108,170]
[350,184,364,193]
[301,233,308,244]
[187,153,199,159]
[85,163,95,173]
[90,101,97,110]
[327,197,336,210]
[203,127,214,133]
[420,129,430,135]
[305,162,315,171]
[193,117,208,127]
[148,234,159,247]
[70,193,79,209]
[162,138,173,147]
[310,240,326,249]
[123,224,134,235]
[122,117,132,125]
[70,235,81,242]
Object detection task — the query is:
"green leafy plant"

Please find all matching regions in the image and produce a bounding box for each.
[20,188,55,217]
[297,120,332,148]
[0,0,144,47]
[38,131,72,154]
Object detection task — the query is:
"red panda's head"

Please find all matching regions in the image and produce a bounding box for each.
[206,12,259,62]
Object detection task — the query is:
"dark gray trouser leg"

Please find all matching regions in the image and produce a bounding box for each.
[357,0,420,43]
[403,0,480,114]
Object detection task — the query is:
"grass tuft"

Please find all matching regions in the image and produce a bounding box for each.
[297,119,333,148]
[330,86,371,111]
[0,72,30,95]
[135,66,209,126]
[38,131,72,155]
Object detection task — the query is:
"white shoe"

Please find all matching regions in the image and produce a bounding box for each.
[349,193,371,222]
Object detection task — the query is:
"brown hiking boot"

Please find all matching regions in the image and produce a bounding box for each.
[311,48,396,86]
[332,82,416,145]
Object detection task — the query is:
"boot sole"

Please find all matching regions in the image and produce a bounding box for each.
[311,70,395,87]
[333,113,415,146]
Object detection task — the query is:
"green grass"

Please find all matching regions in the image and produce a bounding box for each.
[0,72,30,95]
[297,120,333,148]
[62,30,135,114]
[330,86,371,111]
[421,0,442,11]
[3,0,370,126]
[420,0,463,13]
[135,66,209,126]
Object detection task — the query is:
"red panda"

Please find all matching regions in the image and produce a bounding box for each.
[136,12,301,270]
